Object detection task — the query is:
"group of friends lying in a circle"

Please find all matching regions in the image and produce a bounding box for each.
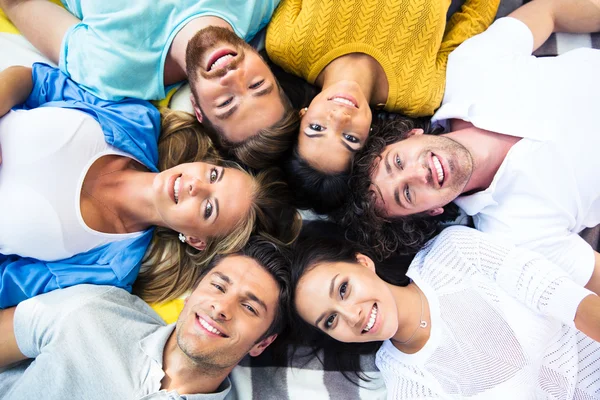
[0,0,599,398]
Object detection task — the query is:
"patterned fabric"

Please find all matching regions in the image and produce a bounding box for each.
[266,0,499,117]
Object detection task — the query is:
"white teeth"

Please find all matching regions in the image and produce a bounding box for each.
[210,54,234,70]
[174,176,181,204]
[432,155,444,185]
[199,317,223,336]
[363,304,378,333]
[331,97,356,107]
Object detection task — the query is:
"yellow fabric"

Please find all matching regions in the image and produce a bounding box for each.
[0,0,64,34]
[151,298,185,324]
[266,0,499,117]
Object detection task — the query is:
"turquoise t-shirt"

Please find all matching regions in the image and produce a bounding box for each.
[59,0,280,101]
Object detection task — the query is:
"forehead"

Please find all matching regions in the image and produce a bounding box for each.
[213,168,253,234]
[206,255,279,301]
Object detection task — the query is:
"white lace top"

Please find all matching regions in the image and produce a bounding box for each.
[376,226,600,399]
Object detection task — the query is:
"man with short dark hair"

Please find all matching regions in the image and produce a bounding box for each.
[0,0,298,169]
[346,0,600,293]
[0,237,291,399]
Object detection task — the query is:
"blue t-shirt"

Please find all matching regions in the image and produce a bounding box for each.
[59,0,280,100]
[0,63,161,308]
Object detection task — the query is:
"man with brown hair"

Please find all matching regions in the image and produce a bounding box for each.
[0,0,298,169]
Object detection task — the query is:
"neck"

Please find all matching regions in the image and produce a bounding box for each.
[315,54,389,106]
[388,282,430,354]
[161,331,231,395]
[164,16,235,85]
[445,126,521,194]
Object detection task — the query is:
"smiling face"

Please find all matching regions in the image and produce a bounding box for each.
[152,162,254,250]
[295,256,399,343]
[187,26,285,144]
[298,81,373,174]
[176,255,280,368]
[370,131,473,218]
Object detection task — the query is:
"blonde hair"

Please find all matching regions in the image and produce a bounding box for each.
[134,109,301,303]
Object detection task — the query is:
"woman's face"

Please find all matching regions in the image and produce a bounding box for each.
[295,256,399,343]
[152,162,254,250]
[298,81,372,174]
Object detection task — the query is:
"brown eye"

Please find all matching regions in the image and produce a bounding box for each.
[210,168,218,183]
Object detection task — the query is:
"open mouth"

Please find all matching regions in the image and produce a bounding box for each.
[206,49,237,71]
[362,303,378,333]
[173,176,181,204]
[432,154,445,186]
[328,94,358,108]
[197,314,228,337]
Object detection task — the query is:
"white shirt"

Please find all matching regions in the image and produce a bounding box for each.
[432,18,600,285]
[0,107,142,261]
[376,226,599,399]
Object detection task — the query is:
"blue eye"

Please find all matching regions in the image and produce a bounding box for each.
[212,283,224,292]
[309,123,325,132]
[395,155,402,168]
[343,134,359,144]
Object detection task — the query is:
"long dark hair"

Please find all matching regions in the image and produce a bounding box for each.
[287,221,414,384]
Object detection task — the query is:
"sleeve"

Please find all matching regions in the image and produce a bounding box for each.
[440,226,595,326]
[12,285,116,358]
[17,63,161,171]
[437,0,500,62]
[0,230,152,309]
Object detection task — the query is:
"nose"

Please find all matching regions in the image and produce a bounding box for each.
[210,296,233,321]
[403,163,430,185]
[328,107,351,131]
[219,67,244,88]
[339,303,362,328]
[187,176,211,198]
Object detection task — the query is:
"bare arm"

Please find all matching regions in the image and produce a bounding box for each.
[0,0,79,64]
[0,307,27,368]
[0,66,33,118]
[509,0,600,51]
[574,294,600,342]
[584,250,600,295]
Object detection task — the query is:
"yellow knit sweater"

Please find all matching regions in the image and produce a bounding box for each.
[266,0,499,116]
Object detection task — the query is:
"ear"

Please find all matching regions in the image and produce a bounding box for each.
[426,207,444,217]
[186,236,206,251]
[406,128,424,138]
[249,334,277,357]
[355,253,376,273]
[190,94,203,123]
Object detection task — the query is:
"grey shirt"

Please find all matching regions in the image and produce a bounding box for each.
[0,285,231,400]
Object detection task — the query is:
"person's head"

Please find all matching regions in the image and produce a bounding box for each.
[134,109,302,303]
[175,237,292,369]
[291,224,408,345]
[298,80,373,174]
[282,145,349,214]
[334,115,459,259]
[186,26,298,169]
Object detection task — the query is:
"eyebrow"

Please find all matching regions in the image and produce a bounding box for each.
[252,84,274,97]
[314,273,339,327]
[217,168,225,183]
[214,198,219,222]
[216,105,238,121]
[246,291,268,313]
[212,271,231,284]
[384,152,392,174]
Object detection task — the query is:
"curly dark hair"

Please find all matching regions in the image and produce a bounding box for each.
[332,112,459,260]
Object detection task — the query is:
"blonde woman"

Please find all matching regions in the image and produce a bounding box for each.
[0,63,300,308]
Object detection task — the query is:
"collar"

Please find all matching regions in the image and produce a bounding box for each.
[139,324,232,400]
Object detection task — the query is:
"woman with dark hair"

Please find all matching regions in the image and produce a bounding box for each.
[0,64,301,308]
[266,0,499,213]
[290,223,600,397]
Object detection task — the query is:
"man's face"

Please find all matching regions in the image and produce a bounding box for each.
[188,27,285,143]
[175,255,280,369]
[370,130,473,217]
